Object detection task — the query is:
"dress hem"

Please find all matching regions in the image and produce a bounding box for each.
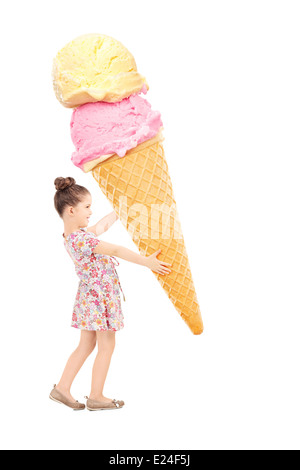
[71,324,124,332]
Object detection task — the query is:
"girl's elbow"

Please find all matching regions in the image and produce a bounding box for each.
[110,245,120,257]
[106,245,119,256]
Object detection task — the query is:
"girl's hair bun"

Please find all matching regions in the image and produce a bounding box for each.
[54,177,76,192]
[54,177,90,217]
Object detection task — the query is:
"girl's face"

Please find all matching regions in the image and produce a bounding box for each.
[71,193,93,227]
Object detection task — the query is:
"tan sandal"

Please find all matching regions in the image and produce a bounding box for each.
[85,397,125,411]
[49,385,85,411]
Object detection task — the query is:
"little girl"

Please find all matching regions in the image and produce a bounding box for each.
[50,177,172,411]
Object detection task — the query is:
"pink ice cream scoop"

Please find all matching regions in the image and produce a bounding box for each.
[70,94,163,170]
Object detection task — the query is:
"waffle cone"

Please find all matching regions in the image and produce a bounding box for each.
[91,134,203,335]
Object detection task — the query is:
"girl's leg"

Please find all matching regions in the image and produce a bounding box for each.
[89,330,116,402]
[56,331,97,402]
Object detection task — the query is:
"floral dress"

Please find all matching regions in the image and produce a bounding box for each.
[63,229,125,332]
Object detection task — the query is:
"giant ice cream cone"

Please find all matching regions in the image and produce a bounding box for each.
[89,132,203,335]
[53,34,204,335]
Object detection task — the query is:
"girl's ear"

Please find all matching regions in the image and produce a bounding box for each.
[66,205,74,216]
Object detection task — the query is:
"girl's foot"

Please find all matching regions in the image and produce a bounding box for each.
[86,396,125,411]
[49,385,85,411]
[89,395,114,403]
[55,385,77,404]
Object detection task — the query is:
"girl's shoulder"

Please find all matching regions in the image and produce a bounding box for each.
[67,229,100,256]
[67,228,91,240]
[64,229,82,243]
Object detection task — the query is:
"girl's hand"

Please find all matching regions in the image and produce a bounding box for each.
[146,250,172,275]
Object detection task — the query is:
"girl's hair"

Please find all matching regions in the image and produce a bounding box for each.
[54,177,90,217]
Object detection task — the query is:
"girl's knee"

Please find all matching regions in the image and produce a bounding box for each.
[96,331,116,353]
[79,331,97,354]
[89,336,97,352]
[99,339,115,354]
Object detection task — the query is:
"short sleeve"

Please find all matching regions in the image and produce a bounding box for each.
[74,231,100,257]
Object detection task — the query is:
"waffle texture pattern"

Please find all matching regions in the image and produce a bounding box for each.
[92,136,203,335]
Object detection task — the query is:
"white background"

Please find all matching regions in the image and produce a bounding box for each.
[0,0,299,451]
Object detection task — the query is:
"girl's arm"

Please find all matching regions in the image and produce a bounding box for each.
[93,241,172,276]
[88,211,118,236]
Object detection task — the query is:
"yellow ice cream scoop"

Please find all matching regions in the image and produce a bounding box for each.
[52,33,149,108]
